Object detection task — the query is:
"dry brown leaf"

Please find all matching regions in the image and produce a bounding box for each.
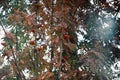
[4,50,12,57]
[6,32,17,43]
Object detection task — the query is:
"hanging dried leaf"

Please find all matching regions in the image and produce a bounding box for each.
[39,71,54,80]
[4,50,12,57]
[20,59,25,65]
[1,42,7,47]
[6,32,17,43]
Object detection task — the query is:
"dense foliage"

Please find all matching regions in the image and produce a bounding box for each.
[0,0,120,80]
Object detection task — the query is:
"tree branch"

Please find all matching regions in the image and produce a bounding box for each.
[0,20,25,80]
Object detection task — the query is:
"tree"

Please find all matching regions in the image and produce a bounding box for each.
[0,0,120,80]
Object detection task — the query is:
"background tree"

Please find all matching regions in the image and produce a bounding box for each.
[0,0,120,80]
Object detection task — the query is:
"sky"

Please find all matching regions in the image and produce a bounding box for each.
[0,27,4,49]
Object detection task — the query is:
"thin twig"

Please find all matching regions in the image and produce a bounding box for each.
[59,0,64,78]
[33,0,39,76]
[50,0,54,60]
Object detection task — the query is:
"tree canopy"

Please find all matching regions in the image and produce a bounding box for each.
[0,0,120,80]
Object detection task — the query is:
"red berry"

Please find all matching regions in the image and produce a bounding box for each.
[36,37,40,41]
[63,34,70,40]
[31,29,35,33]
[63,56,68,60]
[36,47,42,51]
[36,24,42,28]
[29,40,35,45]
